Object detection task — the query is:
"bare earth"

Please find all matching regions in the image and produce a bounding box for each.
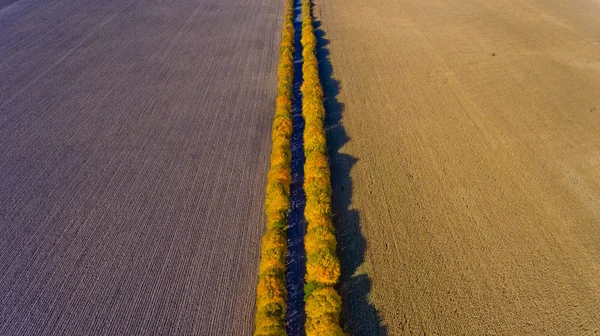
[317,0,600,334]
[0,0,282,334]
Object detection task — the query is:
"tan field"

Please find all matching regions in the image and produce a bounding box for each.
[316,0,600,334]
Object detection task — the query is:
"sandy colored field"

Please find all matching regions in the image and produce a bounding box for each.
[0,0,282,334]
[316,0,600,334]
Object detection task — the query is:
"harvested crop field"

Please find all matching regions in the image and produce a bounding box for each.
[0,0,283,334]
[317,0,600,334]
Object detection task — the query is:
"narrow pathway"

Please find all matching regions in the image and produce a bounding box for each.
[284,0,306,333]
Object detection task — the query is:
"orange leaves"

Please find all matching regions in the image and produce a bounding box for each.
[254,0,295,333]
[257,0,343,333]
[267,168,291,190]
[301,0,344,334]
[306,249,341,284]
[272,114,292,140]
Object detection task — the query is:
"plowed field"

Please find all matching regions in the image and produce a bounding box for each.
[317,0,600,334]
[0,0,282,334]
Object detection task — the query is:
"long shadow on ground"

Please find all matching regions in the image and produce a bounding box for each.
[314,19,388,336]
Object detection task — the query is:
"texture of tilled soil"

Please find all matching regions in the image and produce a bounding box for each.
[0,0,282,334]
[317,0,600,334]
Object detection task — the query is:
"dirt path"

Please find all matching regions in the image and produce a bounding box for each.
[285,0,307,333]
[0,0,282,334]
[316,0,600,334]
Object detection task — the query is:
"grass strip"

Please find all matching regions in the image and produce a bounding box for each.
[301,0,344,335]
[254,0,295,334]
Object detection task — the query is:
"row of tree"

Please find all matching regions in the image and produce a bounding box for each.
[254,0,344,333]
[301,0,344,334]
[254,0,295,333]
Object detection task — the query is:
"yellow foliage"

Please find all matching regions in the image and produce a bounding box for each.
[255,302,286,336]
[304,200,331,224]
[305,286,342,319]
[257,0,344,333]
[254,0,295,333]
[259,230,287,273]
[255,272,287,335]
[257,273,286,306]
[301,0,344,333]
[305,226,337,254]
[267,162,291,181]
[269,145,290,168]
[307,215,334,231]
[265,185,289,219]
[306,249,341,284]
[272,116,293,139]
[259,253,285,275]
[306,314,345,336]
[304,153,329,175]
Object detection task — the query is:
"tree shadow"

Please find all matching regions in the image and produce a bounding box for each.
[314,19,388,336]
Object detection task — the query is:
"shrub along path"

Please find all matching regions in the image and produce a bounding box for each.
[254,0,343,334]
